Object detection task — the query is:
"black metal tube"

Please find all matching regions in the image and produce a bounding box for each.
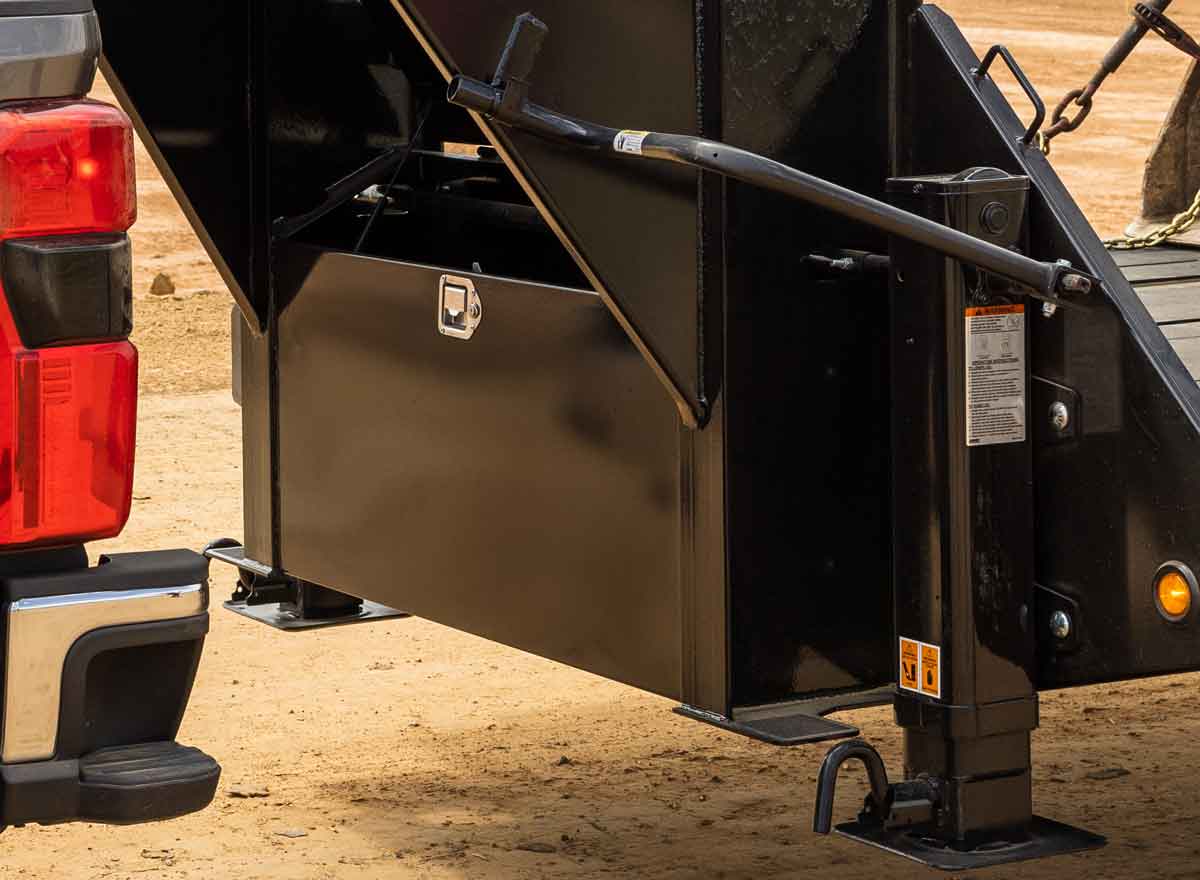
[448,76,1091,300]
[448,76,619,149]
[643,133,1061,294]
[812,739,891,835]
[1098,0,1170,79]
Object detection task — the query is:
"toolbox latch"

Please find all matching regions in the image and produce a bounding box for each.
[438,275,482,340]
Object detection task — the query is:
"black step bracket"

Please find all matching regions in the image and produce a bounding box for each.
[223,597,410,632]
[207,539,410,631]
[675,687,895,746]
[835,815,1105,871]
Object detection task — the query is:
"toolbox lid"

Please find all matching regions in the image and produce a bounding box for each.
[0,0,91,15]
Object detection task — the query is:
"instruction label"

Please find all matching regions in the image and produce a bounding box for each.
[899,638,920,692]
[898,637,942,700]
[613,130,650,155]
[920,643,941,699]
[965,304,1026,447]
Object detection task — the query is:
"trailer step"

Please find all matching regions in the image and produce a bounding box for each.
[78,741,220,824]
[675,687,894,746]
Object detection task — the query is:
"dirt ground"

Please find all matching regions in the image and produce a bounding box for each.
[3,3,1200,878]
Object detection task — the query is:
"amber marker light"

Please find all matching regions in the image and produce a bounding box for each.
[1155,563,1198,624]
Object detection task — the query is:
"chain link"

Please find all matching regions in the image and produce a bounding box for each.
[1104,186,1200,250]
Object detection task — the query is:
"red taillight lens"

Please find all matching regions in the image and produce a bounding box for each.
[0,100,135,239]
[0,99,138,549]
[0,334,138,548]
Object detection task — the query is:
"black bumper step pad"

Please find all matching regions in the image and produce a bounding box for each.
[79,741,219,824]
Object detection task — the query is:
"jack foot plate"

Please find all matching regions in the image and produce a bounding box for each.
[835,815,1106,871]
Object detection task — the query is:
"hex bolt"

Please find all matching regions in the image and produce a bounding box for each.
[1050,401,1070,432]
[1042,301,1058,319]
[1049,610,1072,640]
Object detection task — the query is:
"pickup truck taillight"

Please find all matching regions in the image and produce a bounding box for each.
[0,99,137,549]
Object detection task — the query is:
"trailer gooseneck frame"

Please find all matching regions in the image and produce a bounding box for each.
[90,0,1200,870]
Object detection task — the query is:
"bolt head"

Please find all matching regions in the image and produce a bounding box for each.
[1050,610,1072,640]
[1050,401,1070,432]
[1042,301,1058,318]
[980,201,1011,235]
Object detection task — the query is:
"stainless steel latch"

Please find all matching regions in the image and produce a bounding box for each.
[438,275,482,340]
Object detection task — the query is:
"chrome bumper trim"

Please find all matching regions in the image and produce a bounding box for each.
[2,583,207,763]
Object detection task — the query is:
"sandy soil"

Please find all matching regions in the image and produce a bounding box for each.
[4,3,1200,878]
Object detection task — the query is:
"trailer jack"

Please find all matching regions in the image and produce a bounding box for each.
[811,739,1103,871]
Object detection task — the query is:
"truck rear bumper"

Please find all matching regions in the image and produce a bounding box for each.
[0,549,218,826]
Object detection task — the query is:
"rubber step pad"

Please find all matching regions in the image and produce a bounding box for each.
[79,741,219,823]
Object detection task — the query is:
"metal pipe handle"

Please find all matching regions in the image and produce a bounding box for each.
[812,739,891,835]
[972,45,1046,147]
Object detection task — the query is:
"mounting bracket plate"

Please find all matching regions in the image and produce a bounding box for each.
[223,598,410,632]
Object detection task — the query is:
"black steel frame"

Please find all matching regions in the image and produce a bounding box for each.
[88,0,1200,867]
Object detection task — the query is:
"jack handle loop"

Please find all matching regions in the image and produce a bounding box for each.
[812,739,890,835]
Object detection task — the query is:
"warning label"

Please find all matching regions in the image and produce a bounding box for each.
[965,304,1026,447]
[920,643,941,699]
[613,130,650,155]
[899,638,920,692]
[898,637,942,700]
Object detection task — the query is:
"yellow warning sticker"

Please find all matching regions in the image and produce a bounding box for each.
[898,637,943,700]
[613,130,651,155]
[920,643,942,699]
[899,638,920,693]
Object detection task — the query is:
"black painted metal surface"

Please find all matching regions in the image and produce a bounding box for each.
[394,0,703,423]
[98,0,1200,732]
[889,169,1041,840]
[92,0,908,715]
[94,1,257,326]
[722,0,895,707]
[274,244,685,698]
[909,7,1200,688]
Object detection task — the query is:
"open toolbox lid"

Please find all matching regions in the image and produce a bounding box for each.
[392,0,708,424]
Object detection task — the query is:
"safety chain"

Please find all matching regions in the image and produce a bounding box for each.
[1036,0,1200,247]
[1104,186,1200,249]
[1042,0,1200,156]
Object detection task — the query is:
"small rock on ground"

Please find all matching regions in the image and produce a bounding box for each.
[150,272,175,297]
